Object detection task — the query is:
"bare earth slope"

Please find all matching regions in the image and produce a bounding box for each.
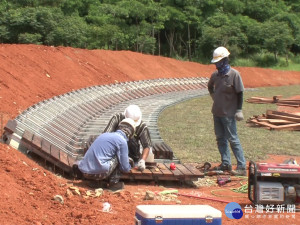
[0,44,300,225]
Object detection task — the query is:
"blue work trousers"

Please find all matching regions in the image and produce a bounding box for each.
[213,115,246,169]
[82,157,121,183]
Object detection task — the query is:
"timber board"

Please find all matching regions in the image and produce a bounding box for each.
[120,163,203,181]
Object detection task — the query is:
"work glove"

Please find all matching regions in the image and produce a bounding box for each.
[235,110,244,121]
[137,159,146,172]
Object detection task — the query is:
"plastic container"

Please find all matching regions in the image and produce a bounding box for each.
[135,205,222,225]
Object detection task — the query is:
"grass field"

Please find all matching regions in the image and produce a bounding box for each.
[272,64,300,71]
[234,55,300,71]
[157,85,300,165]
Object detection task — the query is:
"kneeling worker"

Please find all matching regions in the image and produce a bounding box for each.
[103,105,152,172]
[73,118,136,191]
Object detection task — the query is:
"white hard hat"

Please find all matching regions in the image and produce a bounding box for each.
[211,46,230,63]
[124,105,142,126]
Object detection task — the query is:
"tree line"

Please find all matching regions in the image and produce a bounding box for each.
[0,0,299,65]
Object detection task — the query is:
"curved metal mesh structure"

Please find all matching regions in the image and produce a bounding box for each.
[3,77,209,173]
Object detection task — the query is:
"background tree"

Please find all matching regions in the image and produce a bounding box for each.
[0,7,62,44]
[85,2,129,50]
[243,0,286,22]
[183,4,201,61]
[48,15,89,48]
[0,0,299,66]
[162,5,185,57]
[273,12,300,56]
[261,21,294,63]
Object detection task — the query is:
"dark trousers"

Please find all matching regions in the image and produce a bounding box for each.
[128,138,141,163]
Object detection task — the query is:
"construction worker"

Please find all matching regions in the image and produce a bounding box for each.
[103,104,152,172]
[72,118,136,191]
[208,46,246,176]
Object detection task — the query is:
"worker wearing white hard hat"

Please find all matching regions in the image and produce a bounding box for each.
[124,104,142,127]
[211,46,230,63]
[207,46,246,176]
[73,118,136,191]
[102,104,152,172]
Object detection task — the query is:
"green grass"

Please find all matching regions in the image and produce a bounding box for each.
[271,62,300,71]
[233,54,300,71]
[157,85,300,164]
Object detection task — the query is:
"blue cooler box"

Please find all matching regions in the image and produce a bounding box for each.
[135,205,222,225]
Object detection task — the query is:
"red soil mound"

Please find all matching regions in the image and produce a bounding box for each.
[0,44,300,225]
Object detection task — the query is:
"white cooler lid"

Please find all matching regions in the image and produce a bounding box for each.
[136,205,222,219]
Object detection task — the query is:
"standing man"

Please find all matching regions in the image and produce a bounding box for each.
[103,105,152,172]
[207,46,246,176]
[73,118,136,191]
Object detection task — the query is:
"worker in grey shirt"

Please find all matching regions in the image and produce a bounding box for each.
[208,46,246,176]
[73,118,136,191]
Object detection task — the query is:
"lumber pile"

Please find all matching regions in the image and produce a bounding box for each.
[247,110,300,131]
[246,95,300,107]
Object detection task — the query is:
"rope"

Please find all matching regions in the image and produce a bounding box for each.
[210,181,248,198]
[231,182,248,193]
[177,193,231,203]
[211,189,248,198]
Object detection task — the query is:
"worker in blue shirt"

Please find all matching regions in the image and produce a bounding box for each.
[72,118,136,191]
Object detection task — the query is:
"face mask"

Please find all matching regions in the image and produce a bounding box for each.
[215,58,230,75]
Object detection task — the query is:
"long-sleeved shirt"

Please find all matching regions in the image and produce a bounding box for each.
[103,113,152,149]
[78,130,131,174]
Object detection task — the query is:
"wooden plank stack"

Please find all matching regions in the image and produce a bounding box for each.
[246,94,300,131]
[246,95,300,107]
[246,95,300,131]
[152,142,174,160]
[247,110,300,131]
